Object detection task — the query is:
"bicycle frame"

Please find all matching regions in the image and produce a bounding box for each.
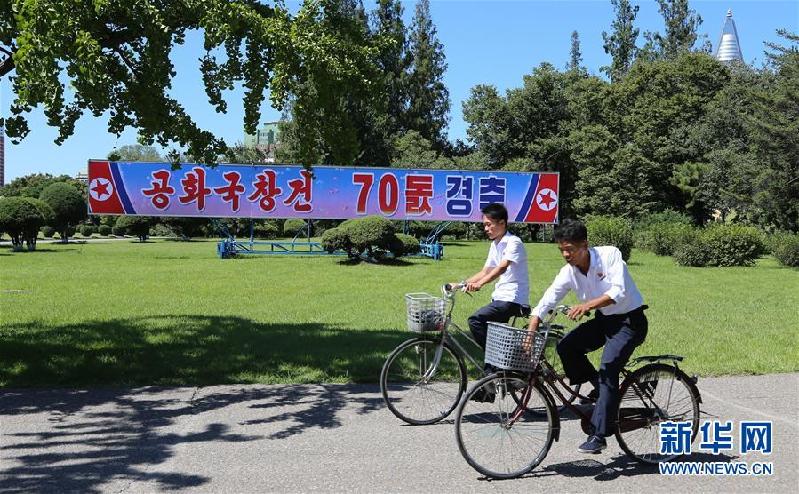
[423,288,484,379]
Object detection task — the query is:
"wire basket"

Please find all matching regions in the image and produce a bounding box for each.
[485,322,550,372]
[405,293,445,332]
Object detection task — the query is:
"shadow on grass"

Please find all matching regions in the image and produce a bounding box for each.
[1,247,79,254]
[0,316,398,492]
[334,257,415,266]
[0,316,406,388]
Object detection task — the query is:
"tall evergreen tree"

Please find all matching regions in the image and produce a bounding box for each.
[653,0,703,58]
[406,0,450,150]
[372,0,409,139]
[567,30,583,72]
[602,0,640,82]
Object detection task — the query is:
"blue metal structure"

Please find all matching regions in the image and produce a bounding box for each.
[216,219,452,260]
[215,219,344,259]
[418,221,451,260]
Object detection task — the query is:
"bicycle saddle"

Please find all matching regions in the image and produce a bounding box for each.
[630,354,684,364]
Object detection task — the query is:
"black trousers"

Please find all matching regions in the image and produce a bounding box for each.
[557,307,648,437]
[468,300,523,350]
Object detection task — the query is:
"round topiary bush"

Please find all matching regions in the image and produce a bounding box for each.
[79,224,97,237]
[586,215,634,261]
[674,224,765,267]
[321,227,353,256]
[39,182,86,242]
[674,237,711,267]
[643,222,697,256]
[0,196,52,251]
[345,216,397,253]
[701,224,764,267]
[393,233,420,256]
[771,233,799,268]
[41,225,56,238]
[115,216,151,242]
[322,216,412,261]
[98,225,112,236]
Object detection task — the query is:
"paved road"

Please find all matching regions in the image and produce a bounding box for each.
[1,374,797,493]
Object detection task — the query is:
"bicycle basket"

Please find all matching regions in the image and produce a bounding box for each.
[485,323,549,372]
[405,293,445,332]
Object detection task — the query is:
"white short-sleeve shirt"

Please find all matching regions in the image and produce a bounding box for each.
[484,232,530,305]
[532,246,644,319]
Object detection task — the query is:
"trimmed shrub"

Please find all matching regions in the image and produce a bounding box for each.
[701,224,765,267]
[79,224,97,237]
[98,225,112,236]
[345,216,397,253]
[39,182,86,242]
[393,233,420,256]
[41,225,56,238]
[149,223,175,237]
[114,216,151,242]
[321,227,353,256]
[638,222,697,256]
[586,215,634,261]
[771,233,799,267]
[675,224,765,267]
[0,196,51,251]
[322,216,413,262]
[444,222,468,239]
[284,219,309,236]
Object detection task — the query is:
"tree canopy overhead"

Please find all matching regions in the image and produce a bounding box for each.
[0,0,383,165]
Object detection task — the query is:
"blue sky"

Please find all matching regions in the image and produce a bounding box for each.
[2,0,797,181]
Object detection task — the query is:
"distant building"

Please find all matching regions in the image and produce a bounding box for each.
[715,9,743,63]
[243,121,282,162]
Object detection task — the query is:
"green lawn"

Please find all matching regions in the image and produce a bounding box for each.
[1,238,797,387]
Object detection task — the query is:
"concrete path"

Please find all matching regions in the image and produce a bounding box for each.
[1,374,797,493]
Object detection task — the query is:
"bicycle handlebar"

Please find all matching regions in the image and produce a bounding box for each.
[443,282,466,293]
[549,305,591,319]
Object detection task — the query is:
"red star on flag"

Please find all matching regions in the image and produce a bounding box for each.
[92,180,109,198]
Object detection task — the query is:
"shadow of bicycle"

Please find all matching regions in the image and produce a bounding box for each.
[544,452,739,481]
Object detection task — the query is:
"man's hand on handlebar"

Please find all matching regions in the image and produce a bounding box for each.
[465,281,483,292]
[445,281,467,293]
[567,303,592,321]
[522,315,541,352]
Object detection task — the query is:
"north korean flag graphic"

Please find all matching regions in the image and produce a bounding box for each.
[514,172,559,223]
[87,160,132,214]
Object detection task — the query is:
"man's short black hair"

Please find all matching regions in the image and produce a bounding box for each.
[554,219,587,243]
[481,203,508,223]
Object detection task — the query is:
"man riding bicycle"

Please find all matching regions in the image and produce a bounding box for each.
[456,203,530,400]
[526,219,648,454]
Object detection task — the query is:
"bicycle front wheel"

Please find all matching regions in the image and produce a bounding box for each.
[380,337,467,425]
[616,363,701,464]
[455,373,555,479]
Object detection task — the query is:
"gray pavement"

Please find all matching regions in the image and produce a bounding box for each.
[1,374,797,493]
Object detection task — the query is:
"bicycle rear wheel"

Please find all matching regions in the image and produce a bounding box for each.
[455,373,555,479]
[616,363,700,464]
[380,337,467,425]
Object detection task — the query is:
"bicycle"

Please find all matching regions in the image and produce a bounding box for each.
[454,305,702,479]
[380,284,579,425]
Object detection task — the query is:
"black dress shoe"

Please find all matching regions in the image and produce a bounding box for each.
[578,435,607,454]
[579,387,599,404]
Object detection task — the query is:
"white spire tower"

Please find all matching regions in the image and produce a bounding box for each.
[715,9,743,63]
